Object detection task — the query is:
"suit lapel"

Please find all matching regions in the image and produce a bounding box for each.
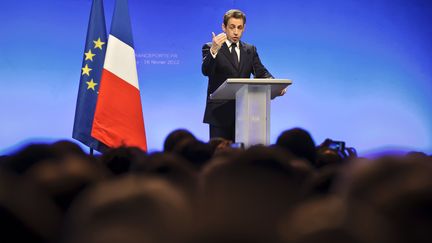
[238,42,248,74]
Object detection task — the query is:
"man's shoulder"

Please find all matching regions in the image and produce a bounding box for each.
[202,42,212,49]
[240,41,255,49]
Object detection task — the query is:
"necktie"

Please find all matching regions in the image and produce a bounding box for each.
[230,43,239,69]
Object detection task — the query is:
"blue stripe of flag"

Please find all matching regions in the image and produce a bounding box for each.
[110,0,134,48]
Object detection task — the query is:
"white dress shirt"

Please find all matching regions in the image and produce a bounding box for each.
[211,40,240,62]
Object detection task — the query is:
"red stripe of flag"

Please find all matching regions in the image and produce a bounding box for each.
[91,69,147,150]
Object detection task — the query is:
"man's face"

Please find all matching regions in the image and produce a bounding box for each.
[222,17,245,43]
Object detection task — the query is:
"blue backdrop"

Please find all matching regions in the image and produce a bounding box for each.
[1,0,431,155]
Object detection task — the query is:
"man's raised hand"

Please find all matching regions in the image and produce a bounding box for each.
[210,32,227,55]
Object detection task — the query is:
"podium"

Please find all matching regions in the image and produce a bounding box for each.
[210,78,292,147]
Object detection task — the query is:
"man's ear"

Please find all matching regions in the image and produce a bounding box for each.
[222,23,226,33]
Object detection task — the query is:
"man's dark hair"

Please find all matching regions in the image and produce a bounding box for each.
[164,129,196,152]
[223,9,246,26]
[276,128,317,165]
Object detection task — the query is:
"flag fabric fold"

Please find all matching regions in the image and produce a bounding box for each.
[72,0,107,152]
[91,0,147,151]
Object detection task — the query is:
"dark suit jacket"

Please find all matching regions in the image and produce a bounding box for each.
[202,41,273,127]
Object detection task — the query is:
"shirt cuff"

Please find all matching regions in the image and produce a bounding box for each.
[210,48,218,58]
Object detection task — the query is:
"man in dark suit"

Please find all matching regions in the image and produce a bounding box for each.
[202,9,284,141]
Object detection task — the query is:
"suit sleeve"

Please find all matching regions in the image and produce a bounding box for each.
[202,43,216,77]
[252,45,274,79]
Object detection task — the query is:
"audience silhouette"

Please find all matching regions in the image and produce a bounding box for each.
[0,128,430,243]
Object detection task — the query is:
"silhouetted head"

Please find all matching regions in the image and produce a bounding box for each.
[0,170,62,243]
[131,152,198,199]
[62,176,192,243]
[198,146,313,241]
[51,140,87,158]
[173,139,213,171]
[1,143,60,174]
[276,128,316,165]
[163,129,196,152]
[340,156,432,243]
[100,146,147,176]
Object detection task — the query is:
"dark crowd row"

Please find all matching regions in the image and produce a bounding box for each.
[0,128,431,243]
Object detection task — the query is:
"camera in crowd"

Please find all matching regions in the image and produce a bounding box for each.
[316,138,357,168]
[230,142,245,149]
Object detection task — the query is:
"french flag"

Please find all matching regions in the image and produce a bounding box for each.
[92,0,147,151]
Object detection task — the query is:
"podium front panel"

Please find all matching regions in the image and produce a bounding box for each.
[235,85,271,146]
